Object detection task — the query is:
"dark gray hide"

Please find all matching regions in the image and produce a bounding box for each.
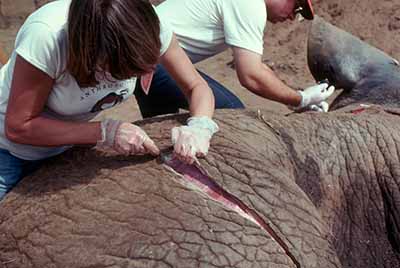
[1,17,400,268]
[1,108,400,268]
[307,16,400,111]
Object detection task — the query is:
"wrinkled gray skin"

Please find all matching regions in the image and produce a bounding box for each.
[308,16,400,111]
[1,18,400,268]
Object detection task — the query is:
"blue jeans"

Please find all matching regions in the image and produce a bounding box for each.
[134,64,245,118]
[0,148,43,200]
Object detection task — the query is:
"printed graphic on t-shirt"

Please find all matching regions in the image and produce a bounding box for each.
[78,78,135,113]
[90,90,129,112]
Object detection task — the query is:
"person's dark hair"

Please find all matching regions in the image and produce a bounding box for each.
[67,0,161,86]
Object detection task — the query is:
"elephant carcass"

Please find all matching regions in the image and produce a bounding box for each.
[1,107,400,268]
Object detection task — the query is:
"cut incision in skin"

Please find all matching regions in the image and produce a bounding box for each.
[161,152,301,268]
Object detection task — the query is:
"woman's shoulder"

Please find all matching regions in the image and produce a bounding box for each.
[23,0,70,34]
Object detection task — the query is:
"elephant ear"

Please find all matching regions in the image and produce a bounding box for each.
[307,16,400,110]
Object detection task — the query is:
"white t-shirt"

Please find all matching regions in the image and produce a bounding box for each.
[0,0,173,160]
[156,0,266,63]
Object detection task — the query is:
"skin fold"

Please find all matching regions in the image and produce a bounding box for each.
[1,15,400,268]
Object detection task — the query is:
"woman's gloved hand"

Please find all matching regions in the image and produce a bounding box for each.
[96,118,159,156]
[171,116,219,164]
[297,83,335,110]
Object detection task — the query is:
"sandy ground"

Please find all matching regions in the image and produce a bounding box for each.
[0,0,399,122]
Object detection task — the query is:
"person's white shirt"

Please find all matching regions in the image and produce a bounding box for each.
[156,0,266,63]
[0,0,172,160]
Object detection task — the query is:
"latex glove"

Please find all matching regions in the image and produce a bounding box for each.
[96,118,159,156]
[298,83,335,109]
[171,116,219,164]
[309,101,329,112]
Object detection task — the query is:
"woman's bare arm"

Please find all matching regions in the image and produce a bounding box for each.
[160,35,215,118]
[5,55,102,147]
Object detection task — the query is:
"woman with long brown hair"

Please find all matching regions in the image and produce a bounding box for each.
[0,0,218,200]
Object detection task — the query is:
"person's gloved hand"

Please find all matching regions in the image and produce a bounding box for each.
[309,101,329,112]
[96,118,159,156]
[297,83,335,110]
[171,116,219,164]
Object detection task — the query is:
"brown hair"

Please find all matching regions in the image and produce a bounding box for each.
[67,0,161,86]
